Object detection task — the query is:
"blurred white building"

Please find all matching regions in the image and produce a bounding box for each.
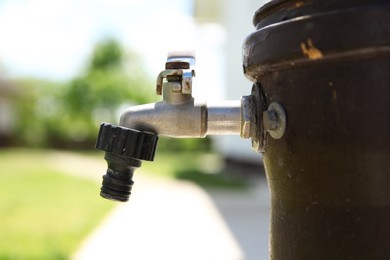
[193,0,267,163]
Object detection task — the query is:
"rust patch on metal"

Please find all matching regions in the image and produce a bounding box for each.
[333,90,337,100]
[301,38,323,60]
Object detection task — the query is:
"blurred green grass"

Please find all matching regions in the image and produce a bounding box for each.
[145,152,248,189]
[0,149,115,259]
[0,148,248,259]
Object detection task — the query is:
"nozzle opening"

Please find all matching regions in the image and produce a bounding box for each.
[100,152,141,202]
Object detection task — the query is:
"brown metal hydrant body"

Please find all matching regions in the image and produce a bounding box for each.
[243,0,390,258]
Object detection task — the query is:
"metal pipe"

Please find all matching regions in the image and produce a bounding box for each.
[119,99,242,138]
[207,100,241,135]
[119,99,205,138]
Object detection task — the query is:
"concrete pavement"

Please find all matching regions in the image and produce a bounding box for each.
[49,151,270,260]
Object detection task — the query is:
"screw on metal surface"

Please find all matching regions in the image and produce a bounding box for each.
[263,102,287,139]
[172,82,182,93]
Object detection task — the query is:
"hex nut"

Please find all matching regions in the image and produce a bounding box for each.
[240,95,254,139]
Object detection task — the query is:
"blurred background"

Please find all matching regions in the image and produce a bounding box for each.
[0,0,269,259]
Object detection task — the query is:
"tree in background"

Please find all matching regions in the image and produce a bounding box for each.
[62,38,155,146]
[11,37,211,151]
[13,38,154,148]
[60,37,211,151]
[12,78,66,147]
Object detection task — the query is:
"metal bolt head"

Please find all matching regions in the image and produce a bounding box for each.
[263,102,287,139]
[263,110,278,131]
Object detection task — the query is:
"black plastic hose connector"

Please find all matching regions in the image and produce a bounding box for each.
[96,123,158,202]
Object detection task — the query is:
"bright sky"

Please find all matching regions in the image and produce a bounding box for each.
[0,0,197,80]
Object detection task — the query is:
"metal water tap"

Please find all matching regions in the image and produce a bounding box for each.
[119,54,243,138]
[95,53,287,202]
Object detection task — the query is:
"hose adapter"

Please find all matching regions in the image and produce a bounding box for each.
[95,123,158,202]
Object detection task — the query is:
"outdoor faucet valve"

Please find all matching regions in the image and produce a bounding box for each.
[95,123,158,202]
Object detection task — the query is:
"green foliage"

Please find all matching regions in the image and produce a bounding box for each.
[89,39,123,71]
[62,38,155,145]
[9,37,212,152]
[12,78,66,147]
[143,152,248,189]
[66,39,152,115]
[157,137,212,152]
[11,38,155,147]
